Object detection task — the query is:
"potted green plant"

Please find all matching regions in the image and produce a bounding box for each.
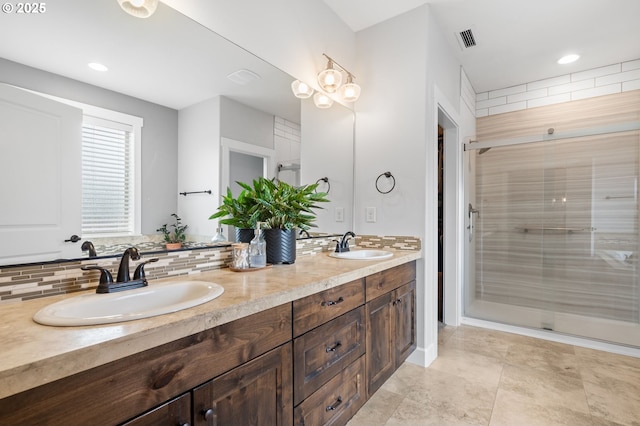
[208,183,268,243]
[157,213,188,250]
[210,177,329,263]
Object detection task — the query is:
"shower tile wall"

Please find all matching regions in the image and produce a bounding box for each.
[469,89,640,347]
[474,133,639,323]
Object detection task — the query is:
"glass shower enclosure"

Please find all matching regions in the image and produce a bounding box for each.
[464,125,640,348]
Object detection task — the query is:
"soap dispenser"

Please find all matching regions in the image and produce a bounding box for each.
[211,223,227,244]
[249,222,267,268]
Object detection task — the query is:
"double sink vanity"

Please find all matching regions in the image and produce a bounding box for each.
[0,248,419,425]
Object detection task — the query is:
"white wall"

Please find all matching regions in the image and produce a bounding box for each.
[354,4,476,366]
[300,98,355,234]
[177,97,221,238]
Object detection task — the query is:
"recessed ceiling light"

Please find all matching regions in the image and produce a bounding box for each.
[88,62,108,72]
[557,54,580,65]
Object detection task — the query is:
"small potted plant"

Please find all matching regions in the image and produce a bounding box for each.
[157,213,188,250]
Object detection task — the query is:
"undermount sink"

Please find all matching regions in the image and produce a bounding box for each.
[33,280,224,326]
[329,249,393,260]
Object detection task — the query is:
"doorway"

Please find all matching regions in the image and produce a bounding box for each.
[220,137,275,241]
[437,125,444,323]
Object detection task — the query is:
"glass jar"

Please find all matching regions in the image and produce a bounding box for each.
[232,243,249,269]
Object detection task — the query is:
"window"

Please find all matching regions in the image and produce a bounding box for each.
[81,116,135,236]
[79,107,142,237]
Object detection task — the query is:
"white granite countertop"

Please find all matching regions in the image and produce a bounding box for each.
[0,249,421,399]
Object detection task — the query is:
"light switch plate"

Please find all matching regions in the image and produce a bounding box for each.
[365,207,376,223]
[335,207,344,222]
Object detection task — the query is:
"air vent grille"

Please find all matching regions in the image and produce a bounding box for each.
[459,29,476,48]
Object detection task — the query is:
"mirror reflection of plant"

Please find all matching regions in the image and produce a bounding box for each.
[209,177,329,230]
[157,213,188,243]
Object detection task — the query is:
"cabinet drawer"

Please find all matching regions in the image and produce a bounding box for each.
[294,355,366,426]
[293,279,364,337]
[365,261,416,301]
[293,306,365,405]
[121,392,190,426]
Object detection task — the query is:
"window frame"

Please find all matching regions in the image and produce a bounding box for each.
[27,91,143,237]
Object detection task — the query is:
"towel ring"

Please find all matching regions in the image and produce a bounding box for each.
[315,177,330,193]
[376,172,395,194]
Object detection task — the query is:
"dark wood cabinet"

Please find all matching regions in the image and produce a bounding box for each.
[0,304,291,426]
[122,393,191,426]
[193,343,293,426]
[293,279,364,337]
[293,306,365,405]
[294,355,366,426]
[395,281,417,367]
[365,262,416,397]
[0,260,416,426]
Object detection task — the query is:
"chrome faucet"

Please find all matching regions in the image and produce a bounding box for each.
[335,231,355,253]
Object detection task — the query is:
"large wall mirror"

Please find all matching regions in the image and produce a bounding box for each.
[0,0,354,266]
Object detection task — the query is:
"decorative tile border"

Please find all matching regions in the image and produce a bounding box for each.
[0,246,232,304]
[0,234,421,304]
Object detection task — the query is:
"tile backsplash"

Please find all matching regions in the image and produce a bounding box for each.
[0,234,421,304]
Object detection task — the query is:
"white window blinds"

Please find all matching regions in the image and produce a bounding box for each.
[81,116,135,236]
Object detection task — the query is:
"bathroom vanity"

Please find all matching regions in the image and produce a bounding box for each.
[0,250,419,425]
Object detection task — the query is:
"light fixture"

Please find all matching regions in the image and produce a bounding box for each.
[557,54,580,65]
[117,0,158,18]
[317,56,343,93]
[88,62,108,72]
[290,53,362,107]
[338,73,361,103]
[313,91,333,109]
[291,80,314,99]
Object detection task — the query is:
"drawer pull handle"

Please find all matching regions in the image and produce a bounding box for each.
[322,297,344,307]
[393,298,402,306]
[326,341,342,352]
[326,396,343,411]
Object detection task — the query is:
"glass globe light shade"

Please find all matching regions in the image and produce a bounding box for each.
[117,0,158,18]
[338,76,361,102]
[317,61,343,93]
[313,92,333,109]
[291,80,314,99]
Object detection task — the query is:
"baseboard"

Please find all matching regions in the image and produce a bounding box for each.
[406,343,437,367]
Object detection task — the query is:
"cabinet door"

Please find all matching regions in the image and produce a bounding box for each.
[394,280,416,368]
[121,393,190,426]
[193,343,293,426]
[365,291,395,398]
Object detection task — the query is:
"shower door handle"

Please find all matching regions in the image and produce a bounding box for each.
[468,203,479,242]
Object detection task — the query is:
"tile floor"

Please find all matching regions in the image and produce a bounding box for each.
[347,325,640,426]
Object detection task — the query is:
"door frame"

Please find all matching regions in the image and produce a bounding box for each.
[434,86,463,328]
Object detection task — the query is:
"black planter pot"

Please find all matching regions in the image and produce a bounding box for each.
[235,228,255,243]
[264,228,297,264]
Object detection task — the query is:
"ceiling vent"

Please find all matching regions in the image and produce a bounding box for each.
[226,69,261,85]
[456,26,478,50]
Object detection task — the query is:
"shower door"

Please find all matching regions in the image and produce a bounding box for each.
[464,130,640,348]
